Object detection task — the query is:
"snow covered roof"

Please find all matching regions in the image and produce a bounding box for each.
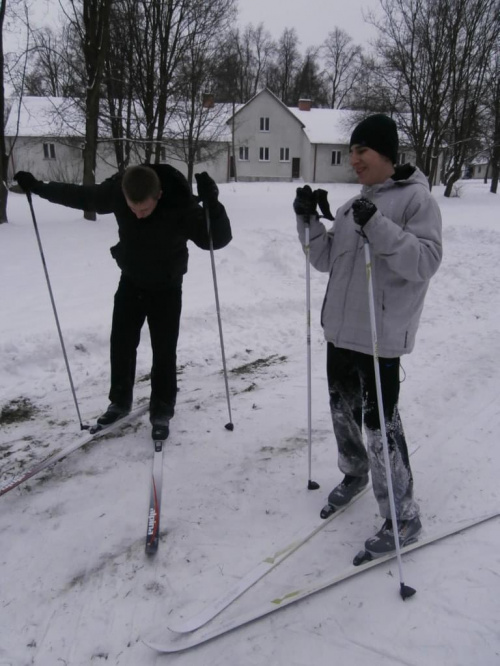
[5,96,235,143]
[5,97,88,138]
[5,95,411,149]
[288,107,357,145]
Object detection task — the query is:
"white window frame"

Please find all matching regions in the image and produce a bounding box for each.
[331,150,341,166]
[279,147,290,162]
[238,146,249,161]
[259,146,270,162]
[398,152,406,165]
[259,117,270,132]
[43,142,56,160]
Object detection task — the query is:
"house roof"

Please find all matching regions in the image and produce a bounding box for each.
[288,107,356,145]
[5,97,88,138]
[5,95,410,150]
[5,96,236,143]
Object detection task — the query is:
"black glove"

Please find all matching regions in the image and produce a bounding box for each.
[315,189,334,221]
[195,172,219,207]
[352,197,377,227]
[293,185,317,217]
[14,171,41,194]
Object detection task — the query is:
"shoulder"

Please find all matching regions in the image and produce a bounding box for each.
[147,164,192,206]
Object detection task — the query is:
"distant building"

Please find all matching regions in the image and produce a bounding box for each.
[463,153,490,180]
[5,90,417,185]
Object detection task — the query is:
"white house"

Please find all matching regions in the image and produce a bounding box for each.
[5,90,417,186]
[4,96,234,184]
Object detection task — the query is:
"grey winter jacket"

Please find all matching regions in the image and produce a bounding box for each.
[296,166,442,357]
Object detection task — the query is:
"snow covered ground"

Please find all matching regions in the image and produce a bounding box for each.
[1,178,499,665]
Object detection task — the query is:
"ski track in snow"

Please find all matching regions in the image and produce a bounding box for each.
[0,181,500,665]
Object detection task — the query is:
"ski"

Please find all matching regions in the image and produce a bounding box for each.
[145,438,166,555]
[143,510,499,653]
[167,485,371,633]
[0,404,148,497]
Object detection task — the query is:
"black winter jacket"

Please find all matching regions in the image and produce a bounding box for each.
[34,164,232,288]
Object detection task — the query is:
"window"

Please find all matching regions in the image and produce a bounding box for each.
[331,150,341,166]
[43,143,56,160]
[239,146,249,161]
[398,152,406,165]
[259,147,270,161]
[259,117,270,132]
[279,147,290,162]
[160,147,167,161]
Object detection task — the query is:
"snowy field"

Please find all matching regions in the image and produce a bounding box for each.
[0,178,499,665]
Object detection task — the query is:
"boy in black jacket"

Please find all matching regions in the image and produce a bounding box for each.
[15,165,232,439]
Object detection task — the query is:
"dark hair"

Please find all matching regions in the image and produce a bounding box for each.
[122,165,161,203]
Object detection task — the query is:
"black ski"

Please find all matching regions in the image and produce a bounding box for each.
[145,438,166,554]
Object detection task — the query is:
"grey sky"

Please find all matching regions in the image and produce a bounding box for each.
[237,0,381,49]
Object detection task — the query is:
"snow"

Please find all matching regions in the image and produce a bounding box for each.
[1,179,499,665]
[289,107,355,144]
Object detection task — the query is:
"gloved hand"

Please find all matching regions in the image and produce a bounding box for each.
[195,172,219,207]
[315,188,334,221]
[14,171,41,194]
[293,185,317,217]
[352,197,377,227]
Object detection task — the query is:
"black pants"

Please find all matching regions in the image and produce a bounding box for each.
[326,343,418,520]
[108,275,182,415]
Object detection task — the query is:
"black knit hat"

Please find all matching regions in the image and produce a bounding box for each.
[349,114,399,164]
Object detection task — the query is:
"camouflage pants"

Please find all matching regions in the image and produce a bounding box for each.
[326,343,419,520]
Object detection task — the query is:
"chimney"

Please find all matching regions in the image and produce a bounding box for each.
[202,93,215,109]
[298,98,312,111]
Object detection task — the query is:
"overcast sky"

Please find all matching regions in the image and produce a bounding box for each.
[237,0,381,50]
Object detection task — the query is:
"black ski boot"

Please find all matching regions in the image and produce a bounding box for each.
[364,516,422,558]
[150,400,173,441]
[320,474,369,518]
[91,402,131,433]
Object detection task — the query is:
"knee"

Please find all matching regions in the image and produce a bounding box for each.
[328,387,343,410]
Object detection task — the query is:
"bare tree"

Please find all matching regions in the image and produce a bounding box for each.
[20,25,84,97]
[371,0,500,193]
[267,27,302,105]
[321,28,363,109]
[165,0,236,185]
[212,23,276,103]
[63,0,113,220]
[480,48,500,193]
[0,0,8,223]
[439,0,500,196]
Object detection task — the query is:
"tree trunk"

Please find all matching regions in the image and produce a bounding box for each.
[80,0,113,220]
[444,169,462,197]
[82,92,99,221]
[490,161,499,194]
[0,0,8,224]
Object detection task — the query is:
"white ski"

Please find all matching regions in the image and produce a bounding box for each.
[145,438,165,554]
[143,510,499,653]
[0,403,148,497]
[167,486,371,633]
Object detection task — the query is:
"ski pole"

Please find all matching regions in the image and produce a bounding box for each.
[363,237,415,599]
[304,217,319,490]
[25,192,89,431]
[204,205,234,431]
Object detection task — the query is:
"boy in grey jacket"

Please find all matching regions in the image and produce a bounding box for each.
[294,114,442,557]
